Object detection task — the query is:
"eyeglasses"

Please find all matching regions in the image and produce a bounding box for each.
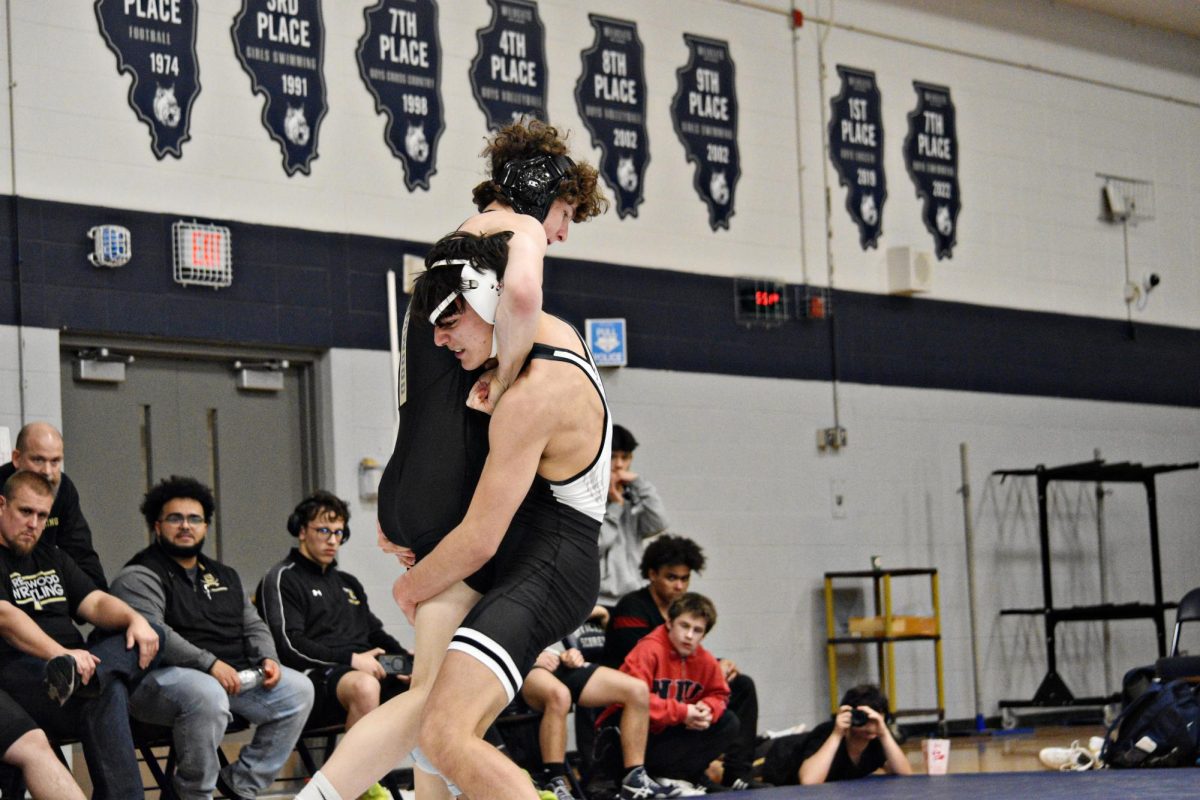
[307,525,346,543]
[161,513,206,527]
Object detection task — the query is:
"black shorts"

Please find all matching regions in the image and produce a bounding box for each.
[305,665,410,729]
[553,662,600,704]
[0,688,38,754]
[450,523,599,703]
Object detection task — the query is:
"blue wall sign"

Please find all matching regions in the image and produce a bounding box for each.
[828,65,886,250]
[232,0,328,176]
[469,0,547,131]
[356,0,444,191]
[904,81,960,259]
[575,15,648,219]
[586,318,627,367]
[95,0,201,159]
[671,35,739,231]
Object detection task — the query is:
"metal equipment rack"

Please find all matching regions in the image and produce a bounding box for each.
[994,459,1198,712]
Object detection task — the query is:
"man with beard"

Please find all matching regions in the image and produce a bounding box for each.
[0,470,160,799]
[0,422,106,588]
[111,476,314,800]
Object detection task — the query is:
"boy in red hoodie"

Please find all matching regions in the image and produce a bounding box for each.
[600,593,739,791]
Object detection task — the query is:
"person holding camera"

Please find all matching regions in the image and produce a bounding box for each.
[112,476,315,800]
[258,491,413,734]
[796,685,911,785]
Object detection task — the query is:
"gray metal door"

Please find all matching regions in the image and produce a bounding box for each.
[60,350,313,590]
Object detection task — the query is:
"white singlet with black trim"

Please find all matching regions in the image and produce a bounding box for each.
[448,327,611,703]
[531,339,612,522]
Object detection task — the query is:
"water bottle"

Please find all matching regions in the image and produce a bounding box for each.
[237,667,265,691]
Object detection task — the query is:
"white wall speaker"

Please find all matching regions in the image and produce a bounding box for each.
[887,246,933,295]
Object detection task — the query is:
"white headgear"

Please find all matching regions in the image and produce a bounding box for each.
[426,260,502,357]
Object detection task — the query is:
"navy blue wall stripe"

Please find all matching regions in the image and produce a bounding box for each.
[4,196,1197,407]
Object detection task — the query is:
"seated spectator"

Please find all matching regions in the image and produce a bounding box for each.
[599,425,670,608]
[257,492,412,799]
[259,491,412,727]
[603,535,761,789]
[112,476,314,800]
[796,685,911,784]
[599,593,737,793]
[0,471,161,800]
[0,422,107,588]
[521,607,679,800]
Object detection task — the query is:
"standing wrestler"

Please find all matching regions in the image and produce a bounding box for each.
[304,235,610,800]
[296,122,604,800]
[409,234,611,800]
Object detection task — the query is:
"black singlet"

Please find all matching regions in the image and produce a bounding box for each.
[376,307,490,558]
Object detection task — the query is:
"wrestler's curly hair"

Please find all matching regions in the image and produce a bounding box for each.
[472,119,607,222]
[410,230,513,325]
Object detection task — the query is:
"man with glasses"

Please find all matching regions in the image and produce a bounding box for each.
[257,492,412,797]
[111,476,314,800]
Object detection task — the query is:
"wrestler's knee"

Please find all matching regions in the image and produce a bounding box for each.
[417,706,459,771]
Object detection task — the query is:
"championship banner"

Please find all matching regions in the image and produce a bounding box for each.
[904,81,960,259]
[357,0,444,191]
[232,0,327,176]
[828,65,886,249]
[95,0,200,159]
[670,34,739,231]
[469,0,547,130]
[574,15,648,219]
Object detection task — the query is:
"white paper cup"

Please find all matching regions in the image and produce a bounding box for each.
[922,738,950,775]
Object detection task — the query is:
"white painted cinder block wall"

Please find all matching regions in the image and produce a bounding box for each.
[0,0,1194,732]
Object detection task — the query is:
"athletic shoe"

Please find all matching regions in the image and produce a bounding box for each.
[727,778,770,791]
[360,783,392,800]
[621,766,682,800]
[215,770,251,800]
[1038,740,1095,771]
[44,654,84,706]
[694,777,730,794]
[543,776,582,800]
[654,778,706,797]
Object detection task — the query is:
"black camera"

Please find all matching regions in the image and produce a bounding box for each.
[377,653,413,676]
[849,709,869,727]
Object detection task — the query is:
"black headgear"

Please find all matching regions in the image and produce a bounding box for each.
[496,154,575,221]
[287,492,351,543]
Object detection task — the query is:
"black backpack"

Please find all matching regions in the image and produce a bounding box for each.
[1101,678,1200,768]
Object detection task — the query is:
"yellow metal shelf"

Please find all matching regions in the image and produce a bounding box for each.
[823,568,945,721]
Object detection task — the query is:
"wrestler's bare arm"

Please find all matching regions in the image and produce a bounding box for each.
[458,211,547,411]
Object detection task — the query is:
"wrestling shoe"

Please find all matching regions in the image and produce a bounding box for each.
[1038,740,1095,771]
[620,766,682,800]
[44,654,95,706]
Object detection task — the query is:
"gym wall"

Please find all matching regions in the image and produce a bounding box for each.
[0,0,1195,729]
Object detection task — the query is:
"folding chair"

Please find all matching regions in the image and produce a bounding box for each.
[1155,587,1200,682]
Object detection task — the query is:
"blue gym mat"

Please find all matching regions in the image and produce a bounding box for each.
[740,770,1199,799]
